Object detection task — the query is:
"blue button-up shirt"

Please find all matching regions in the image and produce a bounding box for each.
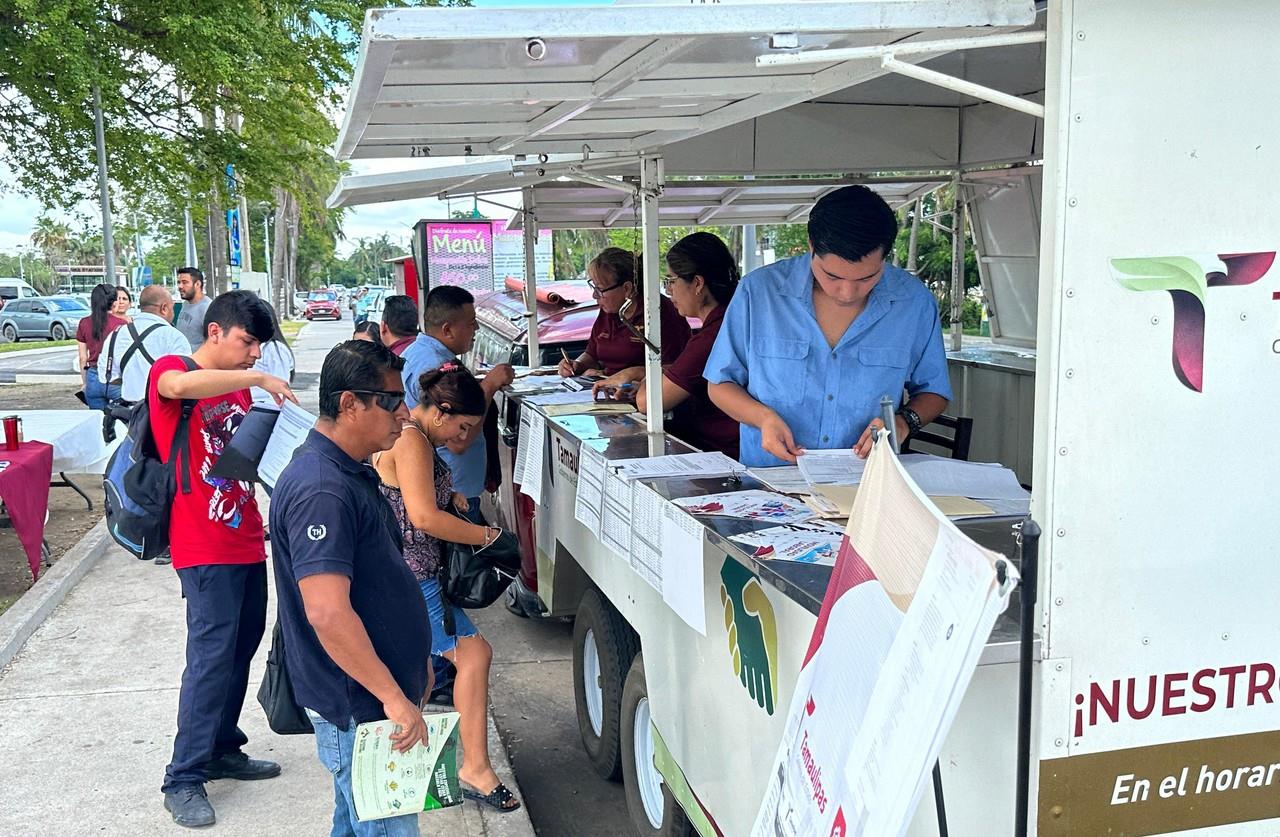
[704,253,952,467]
[401,333,486,498]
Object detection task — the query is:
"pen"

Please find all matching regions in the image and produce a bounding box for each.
[561,348,574,374]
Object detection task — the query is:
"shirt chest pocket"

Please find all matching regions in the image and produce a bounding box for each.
[752,337,810,406]
[858,346,912,401]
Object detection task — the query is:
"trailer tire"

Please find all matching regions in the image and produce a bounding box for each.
[573,587,637,782]
[622,654,694,837]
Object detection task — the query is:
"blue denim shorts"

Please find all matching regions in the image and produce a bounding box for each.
[420,576,477,658]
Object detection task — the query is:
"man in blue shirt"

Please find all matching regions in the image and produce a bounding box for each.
[269,339,429,837]
[400,285,514,522]
[705,185,952,468]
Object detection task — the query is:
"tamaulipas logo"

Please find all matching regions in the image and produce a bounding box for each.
[1110,252,1275,391]
[719,558,779,715]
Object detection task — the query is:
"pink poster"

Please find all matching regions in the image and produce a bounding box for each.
[424,221,494,294]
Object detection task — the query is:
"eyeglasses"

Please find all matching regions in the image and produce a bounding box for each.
[661,274,683,291]
[587,278,625,294]
[349,390,406,412]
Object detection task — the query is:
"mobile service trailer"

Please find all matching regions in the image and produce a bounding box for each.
[333,2,1280,834]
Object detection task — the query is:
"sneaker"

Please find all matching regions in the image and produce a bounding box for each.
[163,783,215,828]
[153,551,172,565]
[204,752,282,781]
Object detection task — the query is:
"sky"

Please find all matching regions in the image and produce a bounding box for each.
[0,0,621,263]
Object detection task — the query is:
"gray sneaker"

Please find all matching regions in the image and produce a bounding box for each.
[163,783,215,828]
[154,551,172,566]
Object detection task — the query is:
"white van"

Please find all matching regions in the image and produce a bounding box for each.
[0,278,40,308]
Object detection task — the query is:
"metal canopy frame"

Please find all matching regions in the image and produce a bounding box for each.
[335,1,1036,161]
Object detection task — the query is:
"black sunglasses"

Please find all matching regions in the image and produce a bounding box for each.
[349,389,406,412]
[587,278,625,293]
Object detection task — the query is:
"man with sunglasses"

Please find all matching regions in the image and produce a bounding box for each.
[269,339,431,837]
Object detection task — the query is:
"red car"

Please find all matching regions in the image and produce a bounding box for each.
[303,291,342,320]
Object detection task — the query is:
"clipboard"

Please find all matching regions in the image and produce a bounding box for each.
[209,405,280,483]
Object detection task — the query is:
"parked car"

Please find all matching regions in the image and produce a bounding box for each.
[303,290,342,321]
[0,295,89,342]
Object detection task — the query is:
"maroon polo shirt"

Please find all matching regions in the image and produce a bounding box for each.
[586,295,690,375]
[663,304,740,459]
[387,334,415,357]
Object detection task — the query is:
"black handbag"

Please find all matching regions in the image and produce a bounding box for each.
[439,512,521,611]
[256,620,313,735]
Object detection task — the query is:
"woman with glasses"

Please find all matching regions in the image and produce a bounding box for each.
[557,246,690,377]
[591,232,742,458]
[372,363,523,814]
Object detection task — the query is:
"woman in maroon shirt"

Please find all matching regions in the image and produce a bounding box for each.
[76,282,128,408]
[557,247,690,377]
[592,233,741,459]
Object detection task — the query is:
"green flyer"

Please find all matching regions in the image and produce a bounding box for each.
[352,712,462,822]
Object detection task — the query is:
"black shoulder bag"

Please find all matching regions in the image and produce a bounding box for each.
[257,619,313,735]
[438,511,522,613]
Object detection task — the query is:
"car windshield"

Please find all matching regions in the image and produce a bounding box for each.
[309,293,336,301]
[49,299,88,311]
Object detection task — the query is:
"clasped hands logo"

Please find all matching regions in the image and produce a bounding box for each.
[1111,252,1275,392]
[720,558,779,715]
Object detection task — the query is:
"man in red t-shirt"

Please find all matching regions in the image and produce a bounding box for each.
[149,290,296,829]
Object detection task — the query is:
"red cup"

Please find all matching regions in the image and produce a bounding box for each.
[2,415,19,451]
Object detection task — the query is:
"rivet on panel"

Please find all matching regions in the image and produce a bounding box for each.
[1076,31,1086,40]
[1068,197,1079,207]
[1222,633,1230,641]
[1055,663,1064,672]
[1054,597,1064,606]
[1065,288,1075,298]
[1056,528,1066,538]
[1142,637,1150,646]
[1073,113,1082,123]
[1151,316,1160,325]
[1054,738,1065,747]
[1058,447,1068,456]
[1240,312,1248,321]
[1064,368,1075,379]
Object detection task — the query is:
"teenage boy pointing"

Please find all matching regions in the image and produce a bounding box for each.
[150,290,296,829]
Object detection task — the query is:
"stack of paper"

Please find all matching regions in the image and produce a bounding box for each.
[730,520,847,566]
[748,466,811,495]
[673,490,814,525]
[797,449,868,486]
[612,451,743,481]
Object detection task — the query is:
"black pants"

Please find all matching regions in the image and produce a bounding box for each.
[163,562,268,791]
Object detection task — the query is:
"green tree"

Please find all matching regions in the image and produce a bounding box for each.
[30,216,74,266]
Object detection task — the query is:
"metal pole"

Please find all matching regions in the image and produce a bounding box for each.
[1014,518,1042,837]
[907,197,922,273]
[640,155,664,438]
[17,250,23,283]
[239,194,252,273]
[950,178,965,351]
[521,187,541,367]
[92,84,117,286]
[184,208,198,267]
[742,224,759,273]
[263,215,273,304]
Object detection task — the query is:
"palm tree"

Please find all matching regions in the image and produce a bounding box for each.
[30,216,72,266]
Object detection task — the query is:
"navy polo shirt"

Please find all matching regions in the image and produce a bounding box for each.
[268,429,431,729]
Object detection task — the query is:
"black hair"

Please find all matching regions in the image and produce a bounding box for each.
[590,247,643,292]
[416,364,486,417]
[665,232,740,307]
[203,290,274,344]
[353,320,381,340]
[807,185,899,263]
[318,339,405,419]
[382,294,420,337]
[423,285,474,332]
[176,266,204,286]
[89,283,115,341]
[115,285,132,302]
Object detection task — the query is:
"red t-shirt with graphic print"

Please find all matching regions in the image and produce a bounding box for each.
[147,355,266,569]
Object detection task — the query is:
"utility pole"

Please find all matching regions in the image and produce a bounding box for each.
[183,208,198,268]
[93,84,117,286]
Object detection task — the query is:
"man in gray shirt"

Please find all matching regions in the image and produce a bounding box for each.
[176,267,212,350]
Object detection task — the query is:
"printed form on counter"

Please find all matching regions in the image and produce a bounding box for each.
[661,503,706,635]
[611,451,743,481]
[517,407,548,503]
[730,520,847,566]
[674,489,814,525]
[750,437,1017,837]
[600,465,634,558]
[573,444,608,536]
[629,481,666,591]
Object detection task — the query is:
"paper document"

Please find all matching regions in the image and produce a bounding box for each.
[513,409,533,489]
[518,408,547,503]
[539,400,633,418]
[730,521,846,566]
[748,466,811,495]
[902,456,1028,500]
[258,401,318,489]
[352,712,462,822]
[600,466,634,557]
[523,389,597,407]
[612,451,743,481]
[573,444,608,536]
[505,375,567,393]
[661,505,707,635]
[797,448,867,486]
[674,490,814,525]
[629,482,666,591]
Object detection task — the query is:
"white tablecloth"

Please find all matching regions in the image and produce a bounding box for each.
[0,410,121,474]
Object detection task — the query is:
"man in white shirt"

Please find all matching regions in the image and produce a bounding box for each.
[99,284,191,403]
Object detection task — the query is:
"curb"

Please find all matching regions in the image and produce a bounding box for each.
[13,373,79,384]
[0,344,78,359]
[0,519,112,671]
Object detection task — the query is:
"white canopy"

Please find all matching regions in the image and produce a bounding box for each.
[336,1,1039,168]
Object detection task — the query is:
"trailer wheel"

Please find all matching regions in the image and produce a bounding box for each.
[572,588,637,782]
[622,654,694,836]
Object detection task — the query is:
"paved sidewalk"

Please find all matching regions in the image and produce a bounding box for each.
[0,534,535,837]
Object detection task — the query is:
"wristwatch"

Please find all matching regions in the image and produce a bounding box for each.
[896,406,923,438]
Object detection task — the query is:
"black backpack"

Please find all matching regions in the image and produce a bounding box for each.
[102,357,198,560]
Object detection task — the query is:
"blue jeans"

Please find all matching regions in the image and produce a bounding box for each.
[84,373,121,410]
[459,496,484,525]
[421,576,477,658]
[308,712,421,837]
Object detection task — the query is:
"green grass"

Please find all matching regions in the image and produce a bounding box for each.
[280,320,306,340]
[0,339,76,354]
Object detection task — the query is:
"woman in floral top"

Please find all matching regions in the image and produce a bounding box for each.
[372,363,522,813]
